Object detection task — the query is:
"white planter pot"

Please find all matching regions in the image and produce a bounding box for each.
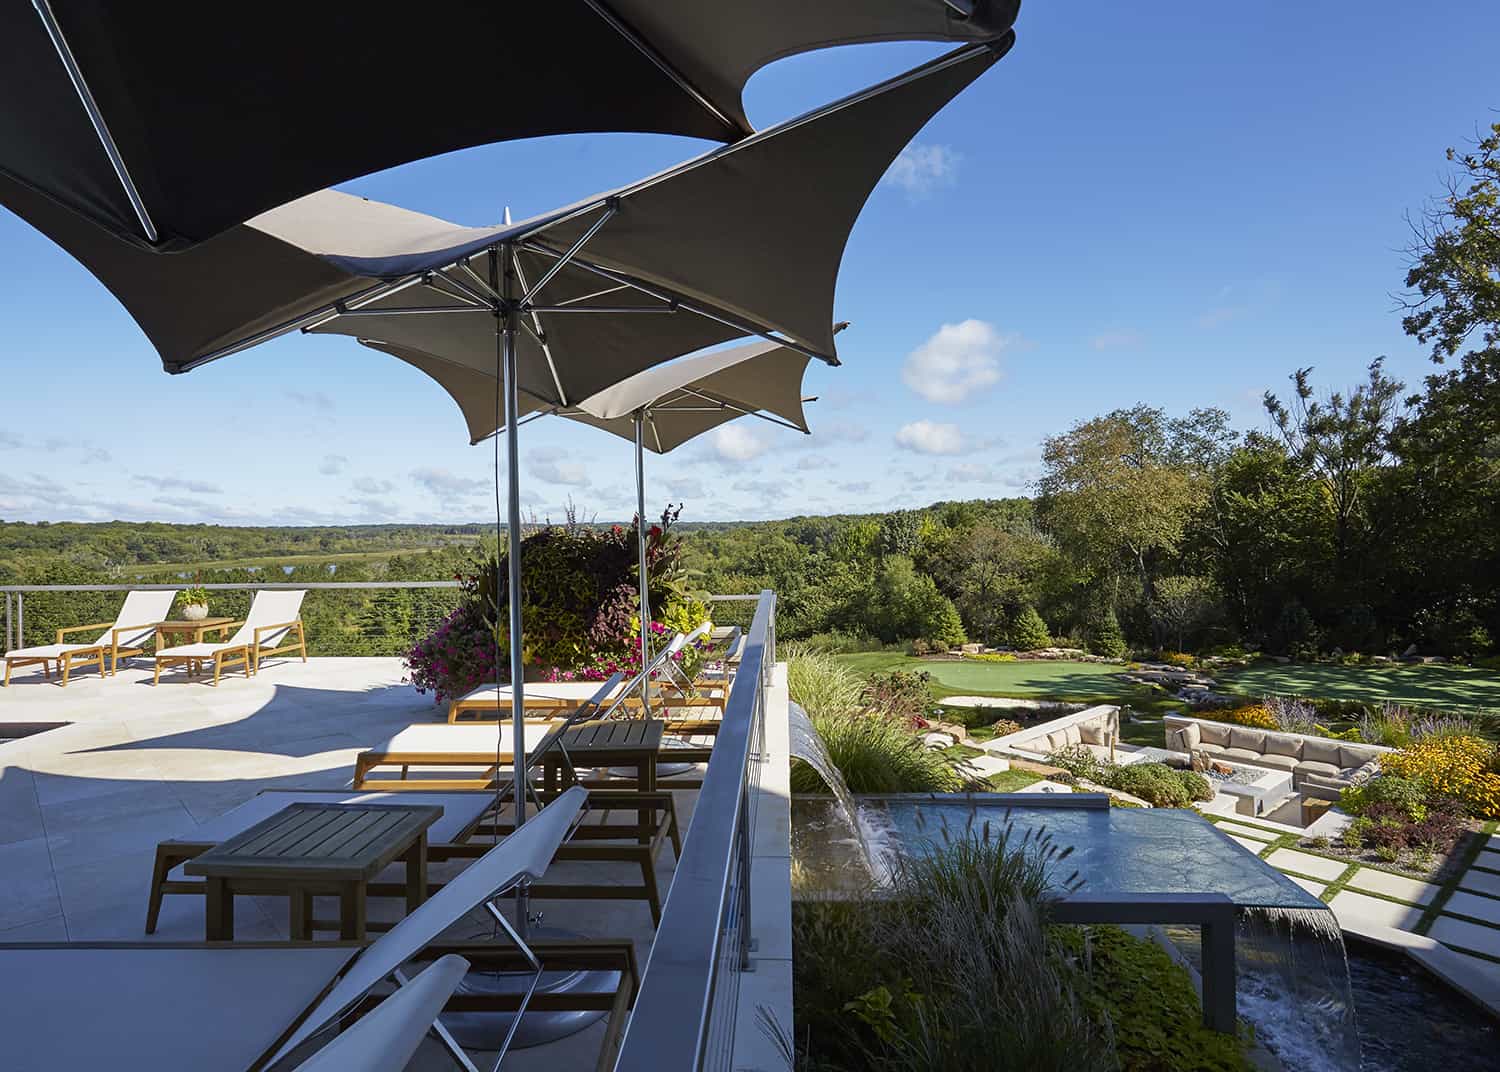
[182,604,209,621]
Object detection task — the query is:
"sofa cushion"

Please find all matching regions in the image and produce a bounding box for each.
[1295,760,1341,778]
[1229,727,1268,755]
[1264,734,1301,759]
[1079,721,1107,746]
[1198,722,1232,747]
[1347,759,1380,787]
[1167,722,1201,752]
[1194,741,1227,755]
[1046,730,1071,753]
[1339,745,1376,769]
[1064,725,1082,746]
[1221,747,1264,762]
[1255,753,1298,772]
[1301,737,1343,767]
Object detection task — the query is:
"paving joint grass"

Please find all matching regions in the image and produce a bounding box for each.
[1417,819,1498,935]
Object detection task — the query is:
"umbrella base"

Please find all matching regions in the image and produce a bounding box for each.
[441,927,616,1051]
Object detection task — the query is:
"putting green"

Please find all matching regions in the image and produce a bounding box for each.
[1219,662,1500,710]
[832,653,1130,699]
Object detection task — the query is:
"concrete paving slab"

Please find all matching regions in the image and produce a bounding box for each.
[1346,868,1440,905]
[0,914,68,942]
[1439,890,1500,925]
[1287,875,1327,898]
[0,838,62,931]
[1460,866,1500,899]
[1226,834,1267,854]
[966,754,1012,775]
[1430,914,1500,957]
[1328,889,1424,930]
[1214,819,1277,842]
[1265,847,1348,881]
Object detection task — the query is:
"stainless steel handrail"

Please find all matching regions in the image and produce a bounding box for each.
[612,588,775,1072]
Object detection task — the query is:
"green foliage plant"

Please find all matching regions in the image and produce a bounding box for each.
[1005,604,1052,651]
[859,669,937,726]
[1086,607,1127,658]
[179,585,210,609]
[790,710,961,794]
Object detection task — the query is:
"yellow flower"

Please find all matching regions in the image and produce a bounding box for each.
[1381,735,1500,818]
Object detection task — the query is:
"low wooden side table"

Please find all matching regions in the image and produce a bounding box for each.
[184,801,441,941]
[541,719,665,844]
[155,618,237,677]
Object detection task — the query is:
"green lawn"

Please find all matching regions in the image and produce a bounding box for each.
[1218,662,1500,711]
[834,652,1134,698]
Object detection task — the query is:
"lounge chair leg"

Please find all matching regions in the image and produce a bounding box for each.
[61,653,71,687]
[3,659,9,687]
[212,653,222,687]
[153,659,162,685]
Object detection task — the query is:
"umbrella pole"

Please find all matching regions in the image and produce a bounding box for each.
[635,412,651,710]
[500,244,530,935]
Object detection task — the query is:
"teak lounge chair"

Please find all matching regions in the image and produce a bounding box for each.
[154,589,307,685]
[0,787,638,1072]
[2,588,176,686]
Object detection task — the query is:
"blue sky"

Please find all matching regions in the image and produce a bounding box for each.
[2,2,1497,527]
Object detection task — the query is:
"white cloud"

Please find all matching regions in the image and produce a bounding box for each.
[0,431,23,449]
[666,477,705,499]
[525,448,590,486]
[838,481,872,494]
[710,424,769,462]
[946,462,997,483]
[902,319,1011,404]
[884,143,961,197]
[134,475,222,495]
[410,467,489,496]
[795,455,833,471]
[895,420,965,455]
[319,454,349,476]
[1090,328,1145,350]
[351,476,394,495]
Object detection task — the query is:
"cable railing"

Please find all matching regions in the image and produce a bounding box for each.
[614,588,776,1072]
[0,581,462,658]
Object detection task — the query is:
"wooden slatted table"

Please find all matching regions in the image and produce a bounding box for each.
[183,801,441,941]
[541,720,665,844]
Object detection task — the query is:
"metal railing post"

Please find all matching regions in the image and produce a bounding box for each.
[15,592,22,649]
[3,592,10,651]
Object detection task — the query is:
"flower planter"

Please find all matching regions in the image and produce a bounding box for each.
[181,604,209,621]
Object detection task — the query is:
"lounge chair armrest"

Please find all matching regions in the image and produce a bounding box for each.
[111,622,162,644]
[54,622,113,642]
[253,619,303,642]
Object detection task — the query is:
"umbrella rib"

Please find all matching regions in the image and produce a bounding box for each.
[582,0,745,138]
[428,270,499,310]
[509,249,569,407]
[647,412,664,454]
[31,0,159,244]
[519,203,617,305]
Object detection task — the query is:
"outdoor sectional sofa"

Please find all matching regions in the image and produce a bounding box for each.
[1164,714,1390,801]
[983,705,1123,763]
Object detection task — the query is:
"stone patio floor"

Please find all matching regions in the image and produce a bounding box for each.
[0,656,693,1069]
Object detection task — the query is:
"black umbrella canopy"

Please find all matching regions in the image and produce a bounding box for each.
[0,39,1011,418]
[0,0,1018,249]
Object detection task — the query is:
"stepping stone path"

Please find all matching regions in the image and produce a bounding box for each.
[1226,834,1268,854]
[1429,915,1500,958]
[1440,890,1500,924]
[1346,869,1440,906]
[1265,848,1348,882]
[1016,780,1073,795]
[964,754,1012,777]
[1328,889,1424,930]
[1287,875,1328,897]
[1214,819,1277,843]
[1459,866,1500,899]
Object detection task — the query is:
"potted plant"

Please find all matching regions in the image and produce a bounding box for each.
[180,585,210,621]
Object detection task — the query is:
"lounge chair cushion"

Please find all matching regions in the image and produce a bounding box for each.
[1079,721,1107,746]
[1302,738,1344,767]
[156,641,248,659]
[5,642,101,659]
[1228,727,1268,754]
[1254,753,1298,772]
[1295,760,1341,779]
[1264,734,1301,759]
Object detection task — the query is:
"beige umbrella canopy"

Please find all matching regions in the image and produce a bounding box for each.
[0,0,1018,248]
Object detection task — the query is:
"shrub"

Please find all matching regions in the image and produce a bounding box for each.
[1085,608,1127,659]
[987,718,1025,738]
[962,651,1018,662]
[1339,819,1370,851]
[1217,704,1278,730]
[1046,750,1212,807]
[1381,734,1500,818]
[1047,744,1106,781]
[1358,702,1479,748]
[791,709,961,794]
[802,629,882,654]
[1005,605,1052,651]
[1261,695,1320,735]
[1375,844,1402,863]
[861,669,937,726]
[1161,651,1196,669]
[1340,775,1428,821]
